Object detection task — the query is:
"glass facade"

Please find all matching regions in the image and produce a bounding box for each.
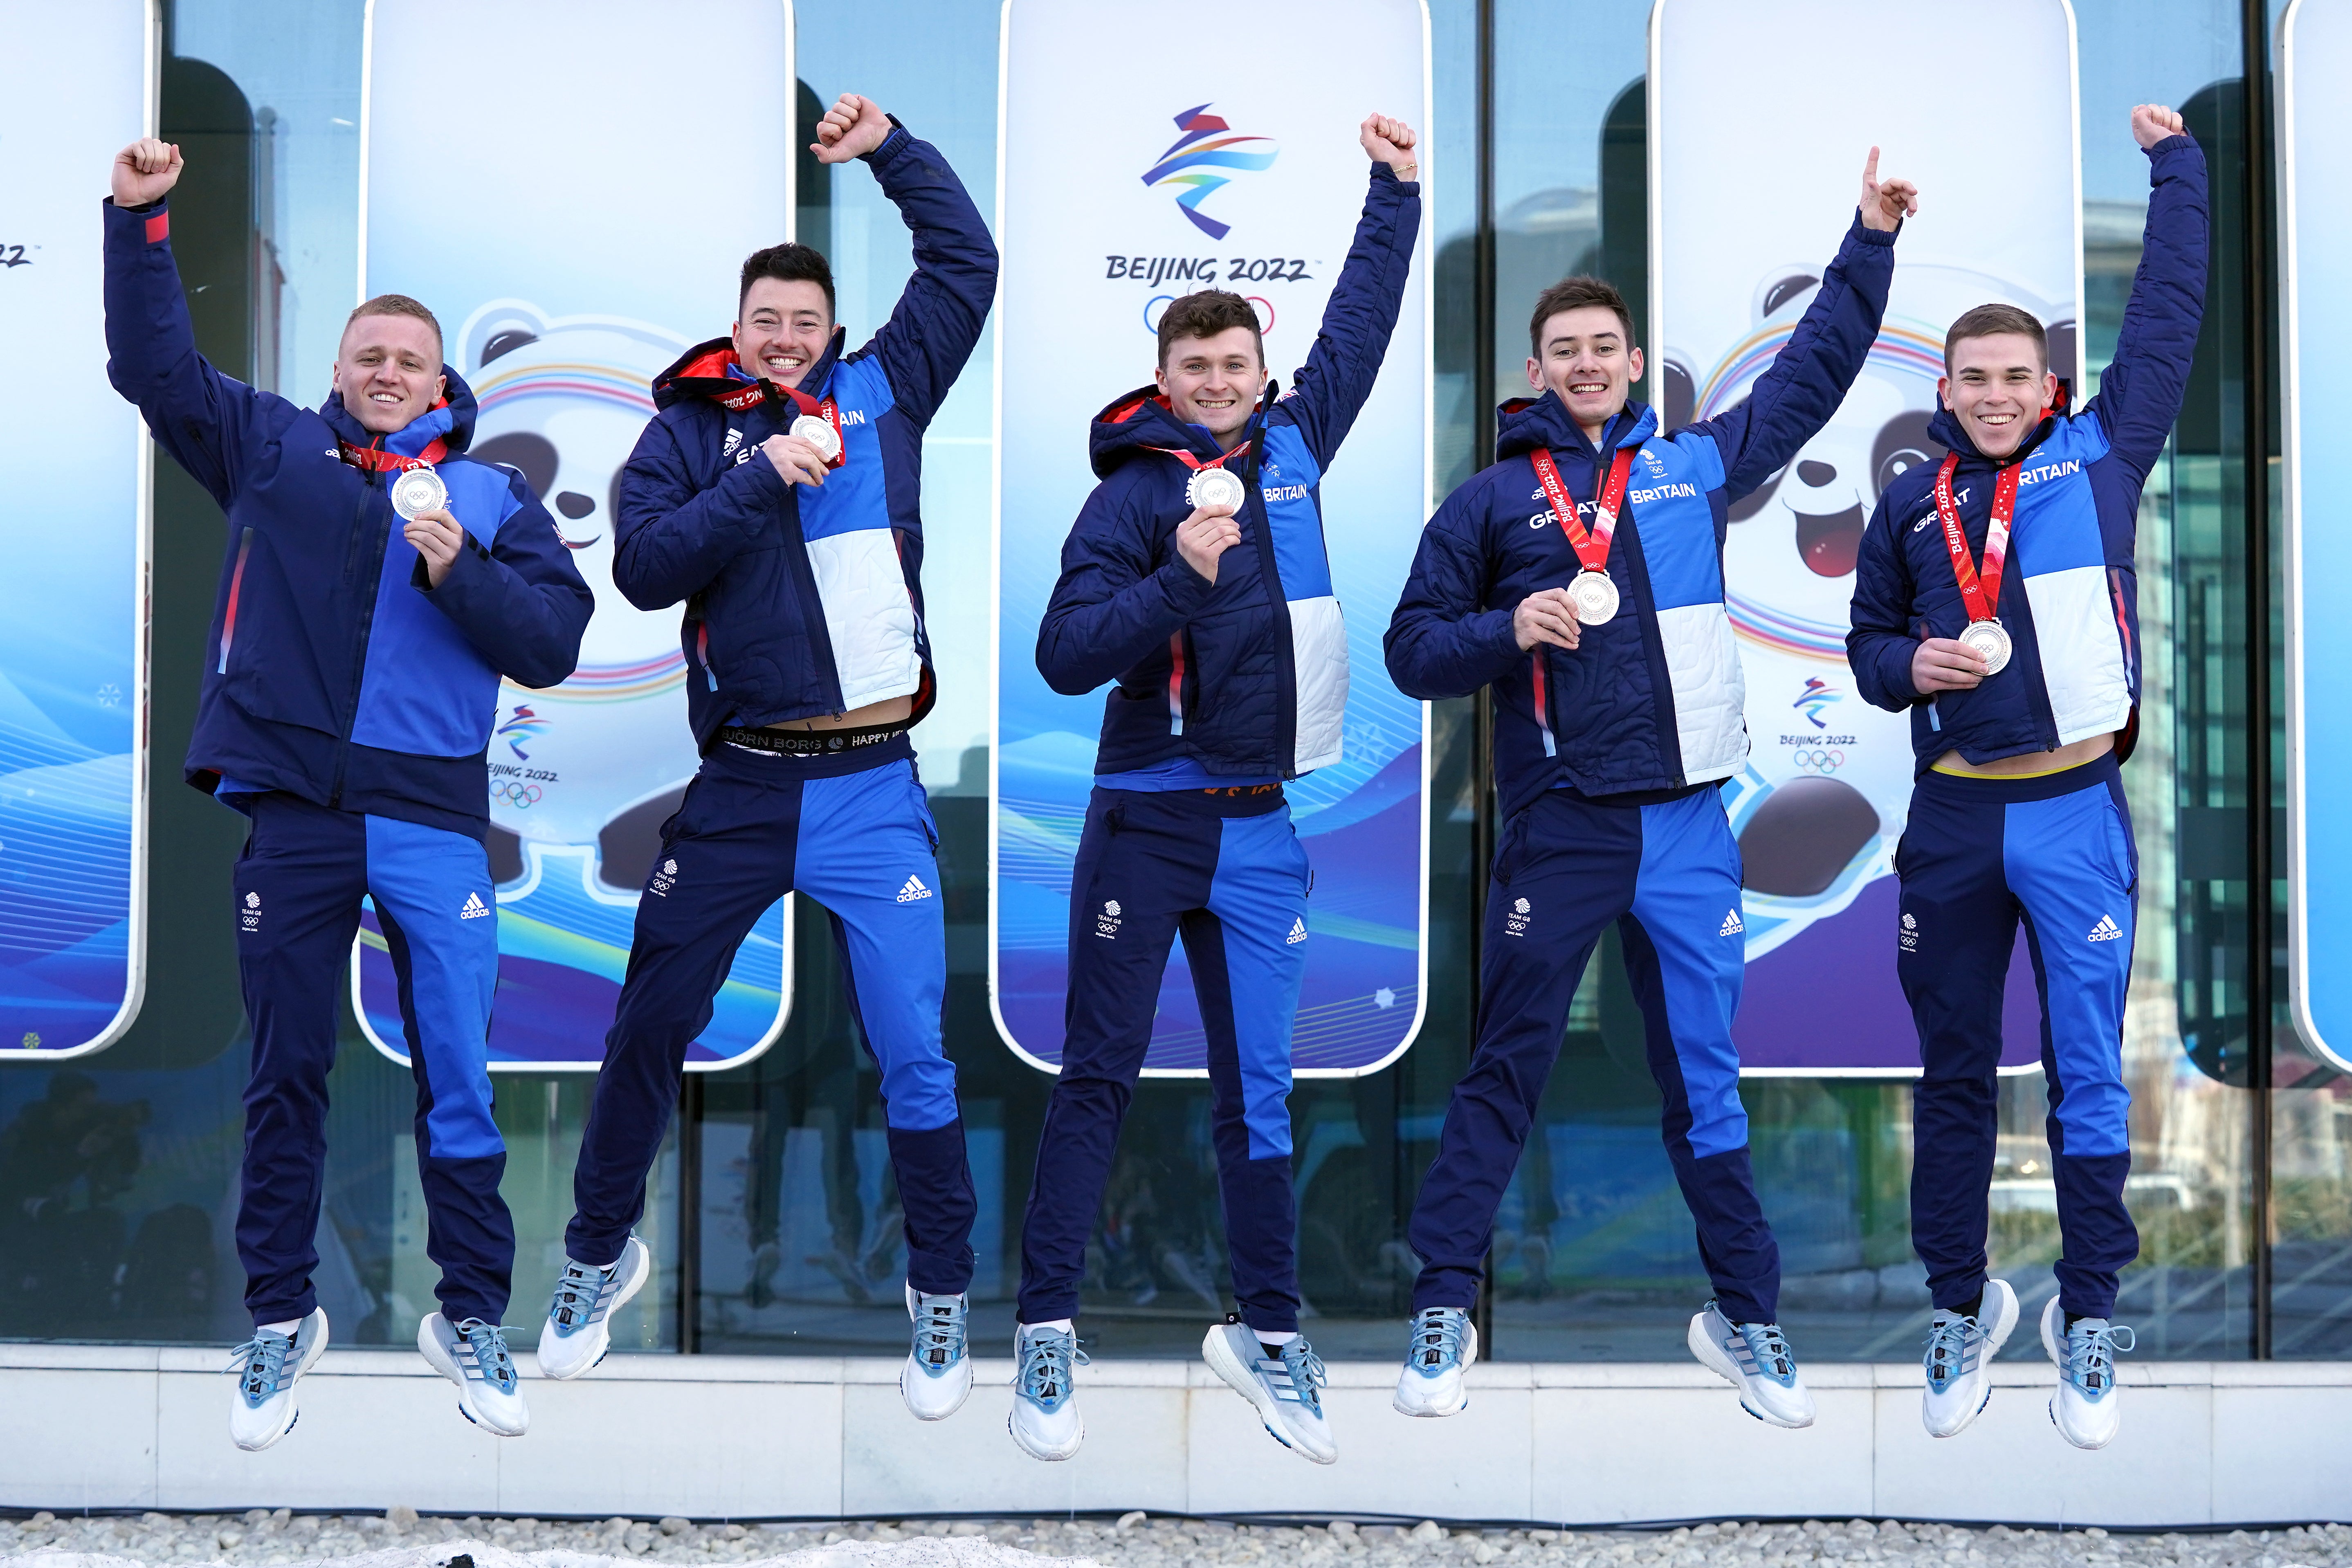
[4,0,2325,1368]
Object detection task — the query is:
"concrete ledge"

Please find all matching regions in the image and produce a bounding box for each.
[2,1346,2347,1527]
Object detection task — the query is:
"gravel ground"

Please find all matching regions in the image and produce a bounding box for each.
[2,1514,2350,1568]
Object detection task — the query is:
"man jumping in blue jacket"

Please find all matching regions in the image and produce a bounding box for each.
[539,94,998,1424]
[1849,106,2206,1451]
[1385,151,1917,1430]
[104,139,593,1450]
[1008,115,1422,1468]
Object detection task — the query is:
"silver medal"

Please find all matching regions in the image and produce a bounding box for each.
[1566,568,1620,626]
[1959,618,2013,675]
[790,413,842,465]
[1186,466,1245,514]
[389,465,447,522]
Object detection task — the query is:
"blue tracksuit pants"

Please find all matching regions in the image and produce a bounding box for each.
[1898,754,2139,1319]
[1017,785,1312,1333]
[566,743,976,1294]
[1410,786,1780,1323]
[231,791,510,1326]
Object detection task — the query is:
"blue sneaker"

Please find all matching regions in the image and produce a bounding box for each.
[227,1307,328,1452]
[537,1236,651,1380]
[1393,1306,1477,1417]
[2041,1294,2134,1449]
[1688,1300,1815,1428]
[1203,1319,1337,1463]
[418,1313,529,1437]
[1922,1278,2018,1437]
[1007,1321,1087,1461]
[902,1285,972,1421]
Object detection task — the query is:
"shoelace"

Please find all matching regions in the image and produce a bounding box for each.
[1734,1318,1797,1384]
[912,1296,967,1372]
[2063,1321,2136,1397]
[1923,1314,1977,1391]
[548,1259,611,1332]
[1408,1307,1468,1372]
[1267,1339,1329,1415]
[1016,1328,1088,1410]
[452,1319,520,1395]
[228,1328,296,1403]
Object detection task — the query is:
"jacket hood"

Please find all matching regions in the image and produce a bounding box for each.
[1087,381,1278,481]
[320,362,478,456]
[651,328,849,413]
[1494,389,1658,463]
[1925,378,2073,465]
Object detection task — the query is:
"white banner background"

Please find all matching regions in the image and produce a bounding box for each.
[357,0,795,1070]
[0,0,155,1060]
[991,0,1433,1077]
[1653,0,2083,1074]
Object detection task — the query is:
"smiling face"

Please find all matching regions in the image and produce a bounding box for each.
[1155,326,1266,447]
[734,277,832,392]
[332,313,445,435]
[1529,305,1645,442]
[1940,331,2058,460]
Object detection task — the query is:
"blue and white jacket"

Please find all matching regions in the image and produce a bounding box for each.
[103,198,593,839]
[1848,135,2207,771]
[1037,166,1421,780]
[1386,215,1894,818]
[613,124,997,750]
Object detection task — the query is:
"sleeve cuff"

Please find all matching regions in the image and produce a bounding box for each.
[862,119,913,169]
[1849,212,1899,247]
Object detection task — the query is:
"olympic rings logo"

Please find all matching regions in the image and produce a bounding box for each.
[1142,294,1276,337]
[493,782,544,807]
[1790,750,1845,775]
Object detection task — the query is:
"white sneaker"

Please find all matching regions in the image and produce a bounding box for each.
[1393,1306,1477,1417]
[2041,1294,2134,1449]
[1007,1322,1086,1461]
[1688,1300,1816,1428]
[418,1313,529,1437]
[537,1236,650,1381]
[1922,1278,2018,1438]
[902,1286,973,1421]
[1202,1319,1337,1464]
[227,1308,329,1452]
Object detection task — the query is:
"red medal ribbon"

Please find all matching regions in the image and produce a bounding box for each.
[337,435,447,473]
[1530,445,1635,576]
[781,386,847,470]
[1148,439,1253,474]
[1932,452,2020,625]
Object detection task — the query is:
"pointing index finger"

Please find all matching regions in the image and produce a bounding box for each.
[1862,145,1880,188]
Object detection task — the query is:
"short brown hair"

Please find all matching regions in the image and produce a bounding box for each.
[1530,276,1635,355]
[344,293,444,355]
[1156,290,1263,369]
[1943,303,2046,374]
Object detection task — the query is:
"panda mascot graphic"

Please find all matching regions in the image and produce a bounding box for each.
[1659,263,2074,1063]
[352,302,791,1069]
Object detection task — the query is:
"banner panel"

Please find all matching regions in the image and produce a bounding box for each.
[2285,0,2352,1070]
[358,0,794,1070]
[992,0,1433,1076]
[0,0,155,1060]
[1653,0,2083,1073]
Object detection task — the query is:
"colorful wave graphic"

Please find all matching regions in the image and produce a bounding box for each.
[1140,104,1278,241]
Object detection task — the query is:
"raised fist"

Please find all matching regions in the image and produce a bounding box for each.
[112,138,183,207]
[812,94,892,166]
[1857,146,1918,233]
[2132,103,2186,150]
[1360,114,1419,180]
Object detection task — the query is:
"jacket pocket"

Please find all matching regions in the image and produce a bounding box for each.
[218,527,346,737]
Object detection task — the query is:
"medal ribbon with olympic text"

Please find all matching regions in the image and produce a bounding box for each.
[1530,445,1635,577]
[1932,452,2020,625]
[337,436,448,474]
